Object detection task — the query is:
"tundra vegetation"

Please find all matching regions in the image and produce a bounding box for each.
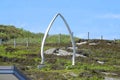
[0,25,120,80]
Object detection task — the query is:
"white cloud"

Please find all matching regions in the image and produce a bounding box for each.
[97,14,120,19]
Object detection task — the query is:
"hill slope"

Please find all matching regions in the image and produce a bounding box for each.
[0,25,43,41]
[0,25,79,44]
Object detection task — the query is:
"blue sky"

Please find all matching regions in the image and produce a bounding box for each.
[0,0,120,40]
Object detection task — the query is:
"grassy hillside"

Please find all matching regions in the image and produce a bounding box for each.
[0,25,43,41]
[0,25,79,44]
[1,25,120,80]
[1,39,120,80]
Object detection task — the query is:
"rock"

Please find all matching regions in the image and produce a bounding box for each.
[44,48,88,58]
[56,49,72,56]
[77,49,91,57]
[101,72,118,76]
[89,43,97,46]
[107,43,111,45]
[76,41,87,45]
[67,47,78,50]
[44,48,57,54]
[105,77,120,80]
[69,72,78,77]
[44,48,72,56]
[114,65,120,68]
[26,66,32,70]
[96,60,105,64]
[76,54,87,58]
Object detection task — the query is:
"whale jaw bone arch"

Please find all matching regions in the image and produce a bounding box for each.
[41,13,76,65]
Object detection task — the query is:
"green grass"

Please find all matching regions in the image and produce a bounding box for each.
[5,34,79,44]
[1,38,120,80]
